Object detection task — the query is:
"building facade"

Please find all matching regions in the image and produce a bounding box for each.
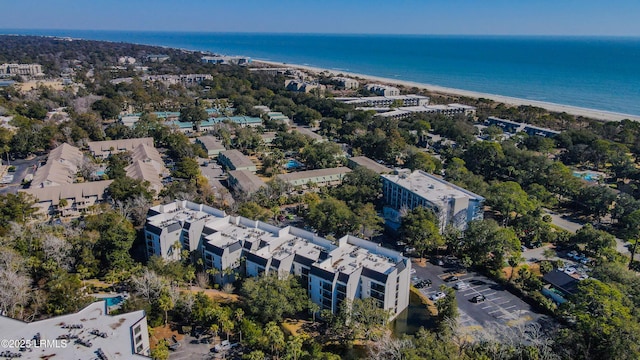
[144,200,411,319]
[365,84,400,96]
[276,167,352,188]
[382,169,485,232]
[0,63,44,77]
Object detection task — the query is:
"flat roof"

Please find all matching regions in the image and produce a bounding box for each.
[0,301,148,359]
[382,170,484,206]
[277,167,351,182]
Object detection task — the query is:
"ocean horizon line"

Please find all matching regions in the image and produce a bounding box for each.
[2,29,640,40]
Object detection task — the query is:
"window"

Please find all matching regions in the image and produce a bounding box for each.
[134,325,141,335]
[135,335,142,344]
[136,344,143,353]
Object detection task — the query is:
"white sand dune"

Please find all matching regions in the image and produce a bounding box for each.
[255,60,640,122]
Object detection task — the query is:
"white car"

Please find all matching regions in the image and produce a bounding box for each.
[564,267,576,275]
[454,281,469,290]
[429,292,446,301]
[410,268,417,275]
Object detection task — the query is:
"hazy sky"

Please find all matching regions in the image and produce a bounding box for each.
[3,0,640,36]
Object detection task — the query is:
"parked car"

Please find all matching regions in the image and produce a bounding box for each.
[410,268,417,275]
[471,295,486,303]
[429,292,446,301]
[415,279,432,289]
[454,281,469,290]
[213,340,236,353]
[445,275,459,282]
[564,267,576,275]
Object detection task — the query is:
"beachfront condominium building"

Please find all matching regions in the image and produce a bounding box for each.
[202,55,251,65]
[382,169,485,232]
[285,79,326,93]
[365,83,400,96]
[144,200,411,319]
[486,117,560,138]
[0,300,150,359]
[332,77,360,89]
[375,103,477,120]
[335,94,430,108]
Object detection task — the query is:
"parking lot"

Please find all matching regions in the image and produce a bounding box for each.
[412,259,549,332]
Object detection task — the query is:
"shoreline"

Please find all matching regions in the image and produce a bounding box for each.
[255,60,640,122]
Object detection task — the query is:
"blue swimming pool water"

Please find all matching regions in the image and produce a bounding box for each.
[95,170,106,176]
[284,159,303,169]
[573,171,598,181]
[105,296,123,307]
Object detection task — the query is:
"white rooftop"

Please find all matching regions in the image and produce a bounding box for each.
[382,170,484,207]
[0,301,148,359]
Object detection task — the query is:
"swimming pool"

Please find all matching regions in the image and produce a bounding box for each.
[572,171,599,182]
[105,295,124,307]
[284,159,303,169]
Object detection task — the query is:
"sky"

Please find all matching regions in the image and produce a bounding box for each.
[2,0,640,36]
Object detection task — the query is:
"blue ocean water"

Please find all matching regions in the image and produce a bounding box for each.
[3,29,640,116]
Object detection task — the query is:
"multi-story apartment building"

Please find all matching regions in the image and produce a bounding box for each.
[382,169,485,232]
[332,77,359,89]
[144,200,411,319]
[486,116,560,138]
[0,63,44,77]
[335,94,430,108]
[0,301,150,359]
[365,83,400,96]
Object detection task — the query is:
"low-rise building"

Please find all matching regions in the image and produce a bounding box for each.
[146,54,170,62]
[87,138,154,159]
[335,94,430,108]
[291,126,324,142]
[202,55,251,65]
[196,136,226,157]
[218,150,257,172]
[228,170,267,195]
[375,103,477,120]
[332,77,359,89]
[277,167,351,188]
[21,180,114,218]
[365,83,400,96]
[0,300,150,359]
[381,169,484,232]
[285,79,326,93]
[266,111,291,124]
[486,117,560,138]
[30,143,84,188]
[141,74,213,85]
[144,200,411,319]
[0,63,44,77]
[347,156,392,174]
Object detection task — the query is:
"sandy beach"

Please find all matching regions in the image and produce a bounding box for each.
[255,60,640,123]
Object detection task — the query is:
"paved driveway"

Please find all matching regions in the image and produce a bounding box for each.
[412,260,550,333]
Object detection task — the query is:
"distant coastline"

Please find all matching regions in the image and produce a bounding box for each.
[3,30,640,119]
[256,60,640,122]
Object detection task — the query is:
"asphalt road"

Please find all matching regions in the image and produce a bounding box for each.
[0,156,44,195]
[412,259,549,333]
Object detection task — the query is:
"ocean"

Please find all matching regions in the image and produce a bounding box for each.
[3,29,640,116]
